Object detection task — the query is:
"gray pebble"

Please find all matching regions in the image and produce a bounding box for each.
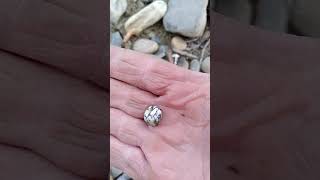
[110,0,127,24]
[149,34,162,44]
[154,45,168,58]
[163,0,208,37]
[133,39,159,54]
[190,59,201,72]
[117,173,133,180]
[111,32,123,47]
[177,57,189,69]
[201,57,210,73]
[111,167,123,178]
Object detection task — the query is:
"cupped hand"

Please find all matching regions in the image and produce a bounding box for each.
[110,46,210,180]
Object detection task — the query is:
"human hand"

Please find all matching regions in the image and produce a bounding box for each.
[213,13,320,179]
[0,144,83,180]
[0,51,107,179]
[110,46,210,180]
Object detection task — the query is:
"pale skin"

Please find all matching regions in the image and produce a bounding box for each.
[110,46,210,180]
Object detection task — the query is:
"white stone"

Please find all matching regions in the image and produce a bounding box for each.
[124,0,167,42]
[201,57,210,73]
[190,59,201,72]
[110,0,128,24]
[133,39,159,54]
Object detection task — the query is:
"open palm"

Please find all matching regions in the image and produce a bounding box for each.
[110,46,210,180]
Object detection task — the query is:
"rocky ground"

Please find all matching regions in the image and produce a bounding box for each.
[110,0,211,74]
[110,0,210,179]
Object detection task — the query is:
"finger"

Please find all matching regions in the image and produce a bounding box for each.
[110,78,156,118]
[110,108,152,147]
[110,46,205,95]
[110,79,184,125]
[110,136,149,180]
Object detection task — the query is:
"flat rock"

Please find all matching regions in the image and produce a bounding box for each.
[171,36,187,50]
[163,0,208,37]
[110,0,127,24]
[201,57,210,73]
[190,59,201,72]
[133,39,159,54]
[111,32,123,47]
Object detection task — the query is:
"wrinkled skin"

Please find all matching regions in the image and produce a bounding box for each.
[110,46,210,180]
[0,0,107,179]
[213,13,320,179]
[0,51,107,179]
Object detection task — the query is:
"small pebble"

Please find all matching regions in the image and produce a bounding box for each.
[133,39,159,54]
[150,34,162,44]
[111,32,123,47]
[201,57,210,73]
[163,0,208,37]
[171,36,187,50]
[154,45,168,58]
[117,173,133,180]
[177,57,189,69]
[190,59,201,72]
[124,0,168,42]
[111,167,123,178]
[110,0,127,24]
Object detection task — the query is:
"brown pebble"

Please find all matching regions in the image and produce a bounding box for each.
[171,36,187,50]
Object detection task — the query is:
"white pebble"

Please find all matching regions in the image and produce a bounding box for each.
[124,0,168,42]
[110,0,127,24]
[201,57,210,73]
[190,59,201,72]
[133,39,159,54]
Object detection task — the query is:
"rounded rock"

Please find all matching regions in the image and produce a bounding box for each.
[154,45,168,58]
[190,59,201,72]
[133,39,159,54]
[111,167,123,178]
[144,105,162,127]
[177,57,189,69]
[110,0,127,24]
[171,36,187,50]
[201,57,210,73]
[111,32,123,47]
